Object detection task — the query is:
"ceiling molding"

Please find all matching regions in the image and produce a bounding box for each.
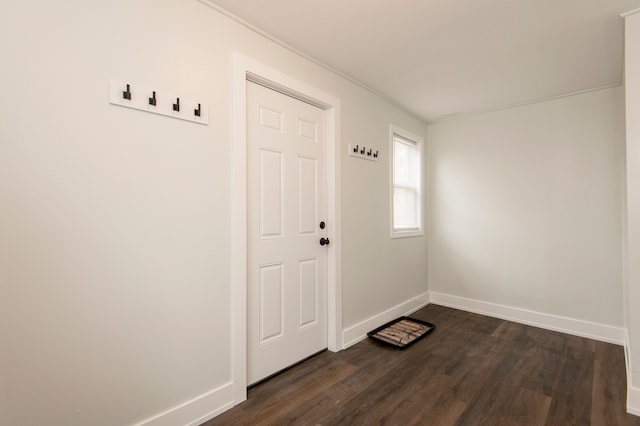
[622,8,640,17]
[199,0,631,126]
[428,83,622,125]
[197,0,427,125]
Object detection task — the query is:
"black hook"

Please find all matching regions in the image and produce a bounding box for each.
[367,149,372,156]
[374,150,379,158]
[194,103,201,117]
[360,146,365,154]
[353,144,358,153]
[123,84,132,100]
[173,97,180,112]
[148,91,156,106]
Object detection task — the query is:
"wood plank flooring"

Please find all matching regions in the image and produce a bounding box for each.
[203,304,640,425]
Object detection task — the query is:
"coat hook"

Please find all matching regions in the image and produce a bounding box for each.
[123,84,132,100]
[173,97,180,112]
[374,150,379,158]
[367,149,372,156]
[360,146,365,154]
[353,144,358,153]
[148,91,156,106]
[194,103,201,117]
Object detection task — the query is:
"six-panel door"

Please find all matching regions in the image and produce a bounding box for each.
[247,81,328,385]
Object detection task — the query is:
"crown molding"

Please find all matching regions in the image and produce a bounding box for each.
[428,83,622,125]
[622,8,640,18]
[197,0,426,125]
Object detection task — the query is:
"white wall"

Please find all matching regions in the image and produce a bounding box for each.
[0,1,427,425]
[428,87,625,326]
[625,10,640,391]
[342,119,428,329]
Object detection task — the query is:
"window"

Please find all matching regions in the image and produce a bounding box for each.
[390,125,423,238]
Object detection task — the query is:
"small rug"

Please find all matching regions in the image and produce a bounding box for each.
[367,317,435,349]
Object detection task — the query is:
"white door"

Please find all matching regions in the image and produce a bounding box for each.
[246,81,328,385]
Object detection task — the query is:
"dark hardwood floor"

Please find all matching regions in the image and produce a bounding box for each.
[203,304,640,425]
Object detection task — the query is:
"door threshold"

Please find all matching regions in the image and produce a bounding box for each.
[247,348,328,390]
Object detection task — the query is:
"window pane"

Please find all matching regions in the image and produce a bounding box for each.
[393,186,418,229]
[394,138,418,187]
[392,135,420,233]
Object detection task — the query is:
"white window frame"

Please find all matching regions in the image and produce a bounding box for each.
[389,124,424,238]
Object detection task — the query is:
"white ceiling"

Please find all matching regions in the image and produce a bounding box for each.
[206,0,640,123]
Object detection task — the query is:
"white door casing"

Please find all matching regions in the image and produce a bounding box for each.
[231,54,342,404]
[246,81,328,384]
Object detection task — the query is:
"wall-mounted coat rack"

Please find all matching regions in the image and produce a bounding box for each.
[109,80,209,125]
[348,144,379,162]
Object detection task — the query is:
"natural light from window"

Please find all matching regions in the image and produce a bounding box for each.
[390,125,423,238]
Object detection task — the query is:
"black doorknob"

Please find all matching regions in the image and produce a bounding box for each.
[320,237,330,246]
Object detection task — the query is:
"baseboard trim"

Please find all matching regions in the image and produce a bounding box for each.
[342,291,430,348]
[629,385,640,416]
[429,291,625,345]
[625,330,640,416]
[133,382,234,426]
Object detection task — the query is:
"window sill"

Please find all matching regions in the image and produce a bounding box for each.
[391,229,424,239]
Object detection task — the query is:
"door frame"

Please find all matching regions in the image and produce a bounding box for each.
[231,53,343,404]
